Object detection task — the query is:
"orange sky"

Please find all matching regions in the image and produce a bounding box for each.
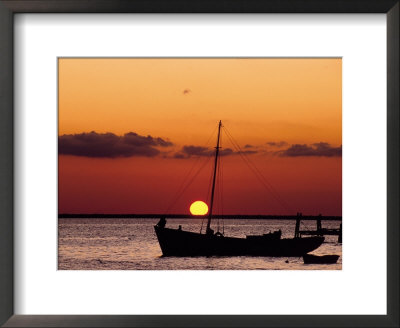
[58,58,342,216]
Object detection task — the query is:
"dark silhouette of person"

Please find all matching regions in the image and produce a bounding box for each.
[178,225,182,231]
[157,217,166,229]
[206,227,214,235]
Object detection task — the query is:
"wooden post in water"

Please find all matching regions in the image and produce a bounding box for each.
[317,214,322,236]
[294,212,301,238]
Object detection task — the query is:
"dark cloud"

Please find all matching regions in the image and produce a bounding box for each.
[241,150,258,155]
[174,145,235,158]
[183,89,191,95]
[244,144,253,148]
[220,148,234,156]
[173,152,187,159]
[279,142,342,157]
[267,141,288,147]
[59,131,173,158]
[181,145,214,157]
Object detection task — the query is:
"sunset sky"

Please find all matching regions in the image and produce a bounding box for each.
[58,58,342,216]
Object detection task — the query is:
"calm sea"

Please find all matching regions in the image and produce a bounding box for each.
[58,218,342,270]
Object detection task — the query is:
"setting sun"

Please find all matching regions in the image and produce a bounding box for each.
[189,201,209,216]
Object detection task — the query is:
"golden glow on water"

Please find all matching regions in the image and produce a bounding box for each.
[189,201,209,216]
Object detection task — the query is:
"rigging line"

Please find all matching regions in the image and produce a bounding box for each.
[219,131,225,234]
[164,156,203,214]
[222,126,293,213]
[230,135,293,214]
[205,123,219,148]
[215,154,219,231]
[201,157,215,233]
[232,141,292,213]
[220,150,224,234]
[218,135,225,232]
[174,155,212,206]
[165,155,212,215]
[164,125,218,214]
[219,134,224,215]
[222,128,276,199]
[222,126,283,201]
[250,160,293,213]
[206,153,215,202]
[217,154,222,232]
[164,127,217,214]
[216,129,224,232]
[220,156,223,228]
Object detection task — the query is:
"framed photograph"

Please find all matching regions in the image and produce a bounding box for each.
[57,57,343,270]
[0,0,398,327]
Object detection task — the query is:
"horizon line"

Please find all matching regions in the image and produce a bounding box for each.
[58,213,342,220]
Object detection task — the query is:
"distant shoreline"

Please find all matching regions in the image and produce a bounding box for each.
[59,214,342,221]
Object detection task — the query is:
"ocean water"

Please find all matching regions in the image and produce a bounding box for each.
[58,218,342,270]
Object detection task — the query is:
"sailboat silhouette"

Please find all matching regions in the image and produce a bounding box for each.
[154,121,324,257]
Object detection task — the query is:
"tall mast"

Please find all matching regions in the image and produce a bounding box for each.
[206,120,222,235]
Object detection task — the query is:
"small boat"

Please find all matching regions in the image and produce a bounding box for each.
[155,120,325,257]
[303,254,339,264]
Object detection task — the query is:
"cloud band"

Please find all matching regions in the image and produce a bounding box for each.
[59,131,173,158]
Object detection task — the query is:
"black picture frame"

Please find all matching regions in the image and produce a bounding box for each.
[0,1,398,327]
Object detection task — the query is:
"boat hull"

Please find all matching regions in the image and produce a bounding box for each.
[155,226,324,257]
